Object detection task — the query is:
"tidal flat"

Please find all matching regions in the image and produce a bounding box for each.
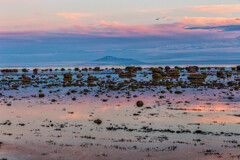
[0,66,240,160]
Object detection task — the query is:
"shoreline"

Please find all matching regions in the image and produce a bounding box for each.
[0,65,240,160]
[0,64,239,70]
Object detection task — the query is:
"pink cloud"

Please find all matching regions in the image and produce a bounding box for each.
[63,21,226,39]
[0,19,239,39]
[56,13,92,20]
[181,17,240,26]
[71,21,187,37]
[190,4,240,14]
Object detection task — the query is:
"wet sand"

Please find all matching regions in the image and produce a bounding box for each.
[0,66,240,160]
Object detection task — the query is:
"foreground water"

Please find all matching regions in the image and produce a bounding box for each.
[0,66,240,160]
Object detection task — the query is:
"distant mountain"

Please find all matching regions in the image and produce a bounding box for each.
[92,56,145,65]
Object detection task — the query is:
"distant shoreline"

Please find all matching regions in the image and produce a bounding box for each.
[0,64,239,70]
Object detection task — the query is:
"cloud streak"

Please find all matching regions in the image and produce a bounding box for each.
[181,17,240,26]
[190,4,240,14]
[56,13,92,20]
[187,25,240,32]
[0,20,237,39]
[70,21,216,37]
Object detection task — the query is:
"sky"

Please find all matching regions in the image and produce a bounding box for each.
[1,0,240,66]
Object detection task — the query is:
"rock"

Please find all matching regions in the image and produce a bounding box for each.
[93,67,100,71]
[1,69,18,73]
[33,69,38,74]
[119,72,136,78]
[125,66,142,73]
[1,120,12,126]
[237,65,240,71]
[12,84,19,89]
[39,93,45,98]
[167,69,180,78]
[165,66,170,71]
[77,74,82,79]
[22,68,28,72]
[152,72,163,79]
[217,71,224,78]
[188,73,207,83]
[188,73,207,79]
[74,68,80,71]
[152,68,167,79]
[94,119,102,125]
[22,74,31,83]
[186,66,199,73]
[226,72,232,78]
[64,73,72,81]
[136,101,144,107]
[83,89,89,92]
[175,91,183,94]
[234,85,239,90]
[115,69,122,74]
[88,76,98,81]
[64,73,72,78]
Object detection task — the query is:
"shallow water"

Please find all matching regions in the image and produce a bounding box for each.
[0,67,240,160]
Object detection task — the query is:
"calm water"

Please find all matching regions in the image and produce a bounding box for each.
[0,67,240,160]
